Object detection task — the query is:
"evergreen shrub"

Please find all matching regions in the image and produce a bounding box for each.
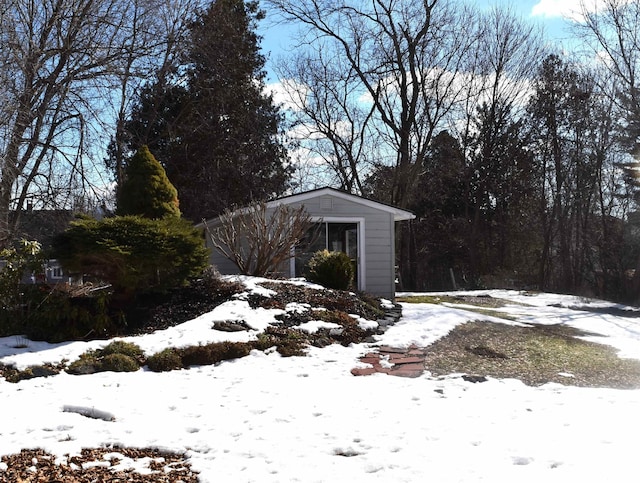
[52,215,208,295]
[100,340,145,361]
[66,341,144,375]
[180,341,251,367]
[116,145,180,219]
[305,250,354,290]
[0,240,46,335]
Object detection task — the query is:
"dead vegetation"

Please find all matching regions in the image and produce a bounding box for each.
[400,294,640,389]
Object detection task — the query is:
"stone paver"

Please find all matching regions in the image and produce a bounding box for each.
[351,344,427,378]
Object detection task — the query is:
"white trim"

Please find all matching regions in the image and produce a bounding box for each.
[294,216,366,292]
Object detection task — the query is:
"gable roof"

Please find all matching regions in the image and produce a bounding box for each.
[198,187,415,228]
[267,187,415,221]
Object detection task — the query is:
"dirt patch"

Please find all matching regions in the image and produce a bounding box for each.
[423,321,640,389]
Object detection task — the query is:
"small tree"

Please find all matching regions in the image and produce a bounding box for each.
[206,202,314,277]
[116,145,180,219]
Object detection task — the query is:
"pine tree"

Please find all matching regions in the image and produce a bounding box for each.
[117,145,180,219]
[125,0,290,221]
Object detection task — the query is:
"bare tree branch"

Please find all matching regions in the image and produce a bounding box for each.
[205,202,316,277]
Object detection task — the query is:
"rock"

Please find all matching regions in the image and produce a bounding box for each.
[462,374,488,383]
[213,320,250,332]
[30,366,58,378]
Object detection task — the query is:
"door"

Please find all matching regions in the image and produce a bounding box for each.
[294,221,362,290]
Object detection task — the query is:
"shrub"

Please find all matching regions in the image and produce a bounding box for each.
[263,326,308,357]
[251,334,277,351]
[100,353,140,372]
[1,364,62,383]
[180,341,251,366]
[100,340,144,361]
[52,215,208,295]
[146,348,183,372]
[67,353,102,375]
[179,344,215,366]
[305,250,354,290]
[20,287,116,343]
[66,342,144,375]
[206,202,314,276]
[0,240,46,335]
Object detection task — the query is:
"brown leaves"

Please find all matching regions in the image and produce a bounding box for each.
[0,447,199,482]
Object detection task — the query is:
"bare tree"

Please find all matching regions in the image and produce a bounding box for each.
[205,202,315,277]
[267,0,479,208]
[276,46,378,194]
[0,0,182,247]
[575,0,640,298]
[576,0,640,137]
[455,5,545,281]
[107,0,202,187]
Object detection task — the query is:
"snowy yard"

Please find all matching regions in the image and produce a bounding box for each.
[2,279,640,482]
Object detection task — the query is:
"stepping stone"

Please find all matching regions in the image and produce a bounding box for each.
[351,367,379,376]
[352,345,427,378]
[376,346,407,354]
[388,355,425,365]
[390,363,425,378]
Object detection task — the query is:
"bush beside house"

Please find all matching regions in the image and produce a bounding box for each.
[306,250,355,290]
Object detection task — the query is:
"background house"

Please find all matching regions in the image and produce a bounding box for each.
[201,187,415,299]
[5,209,76,284]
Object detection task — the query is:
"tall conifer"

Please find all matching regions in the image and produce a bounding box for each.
[125,0,290,221]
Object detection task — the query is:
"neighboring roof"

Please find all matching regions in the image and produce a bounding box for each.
[199,187,415,227]
[11,210,75,250]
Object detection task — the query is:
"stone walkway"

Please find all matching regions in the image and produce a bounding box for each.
[351,344,428,378]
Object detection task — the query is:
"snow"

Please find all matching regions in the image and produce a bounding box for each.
[2,282,640,482]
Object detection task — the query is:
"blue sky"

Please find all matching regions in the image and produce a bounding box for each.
[258,0,594,81]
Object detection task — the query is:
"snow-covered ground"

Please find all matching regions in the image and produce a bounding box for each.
[2,279,640,482]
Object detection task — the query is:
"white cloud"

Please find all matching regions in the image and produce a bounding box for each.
[266,79,307,112]
[532,0,633,22]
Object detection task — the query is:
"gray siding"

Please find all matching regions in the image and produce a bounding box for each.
[204,233,242,275]
[202,191,408,299]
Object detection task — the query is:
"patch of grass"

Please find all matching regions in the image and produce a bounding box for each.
[457,308,519,321]
[397,295,458,304]
[398,294,523,321]
[423,321,640,388]
[146,348,183,372]
[399,294,514,307]
[66,341,145,375]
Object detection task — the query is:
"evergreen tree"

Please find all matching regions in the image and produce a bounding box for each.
[117,145,180,219]
[125,0,290,221]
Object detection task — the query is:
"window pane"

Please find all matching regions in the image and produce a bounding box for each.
[294,223,325,277]
[327,223,358,258]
